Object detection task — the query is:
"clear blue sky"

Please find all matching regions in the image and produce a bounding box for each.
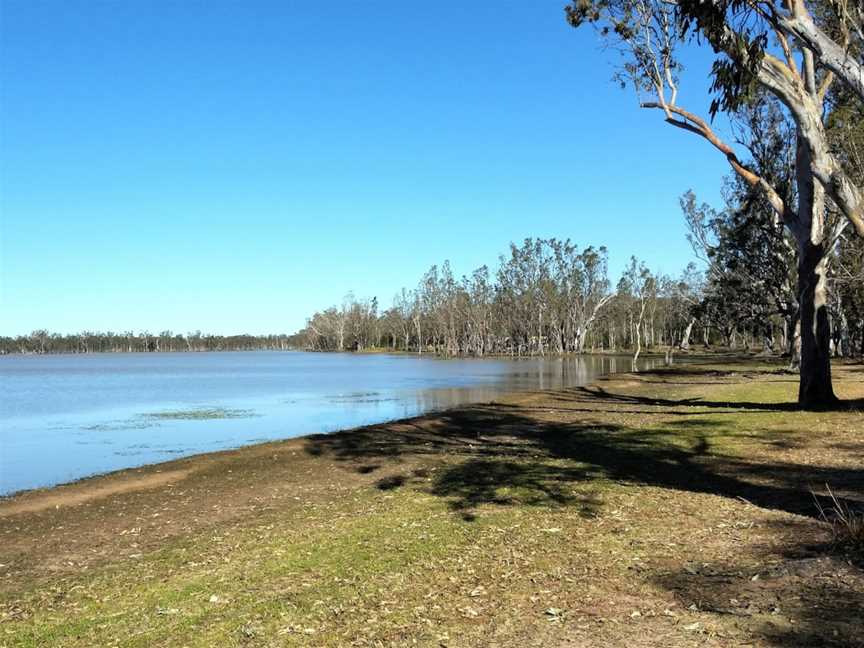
[0,1,731,335]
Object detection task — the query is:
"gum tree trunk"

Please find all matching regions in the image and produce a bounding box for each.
[680,317,696,350]
[797,243,837,407]
[794,123,838,409]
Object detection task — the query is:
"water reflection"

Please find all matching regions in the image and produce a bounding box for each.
[0,352,665,495]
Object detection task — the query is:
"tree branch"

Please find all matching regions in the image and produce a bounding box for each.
[641,101,799,236]
[776,11,864,101]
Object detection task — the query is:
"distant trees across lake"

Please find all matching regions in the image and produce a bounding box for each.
[7,229,862,361]
[298,233,864,362]
[299,239,698,357]
[0,331,298,355]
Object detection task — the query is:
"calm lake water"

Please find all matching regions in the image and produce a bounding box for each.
[0,351,665,495]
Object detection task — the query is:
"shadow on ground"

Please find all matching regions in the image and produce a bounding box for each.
[306,387,863,521]
[653,542,864,647]
[305,365,864,647]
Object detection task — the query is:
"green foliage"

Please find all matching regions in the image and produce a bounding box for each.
[566,0,768,118]
[676,0,767,117]
[564,0,604,28]
[305,238,618,355]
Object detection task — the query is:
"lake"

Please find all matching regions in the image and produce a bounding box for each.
[0,351,665,495]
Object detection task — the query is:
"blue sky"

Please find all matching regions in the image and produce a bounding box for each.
[1,1,731,335]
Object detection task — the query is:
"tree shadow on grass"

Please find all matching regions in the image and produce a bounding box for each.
[426,458,603,521]
[306,399,863,522]
[561,384,864,413]
[566,384,800,412]
[650,523,864,647]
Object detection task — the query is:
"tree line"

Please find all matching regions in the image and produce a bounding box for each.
[0,331,298,355]
[297,229,864,361]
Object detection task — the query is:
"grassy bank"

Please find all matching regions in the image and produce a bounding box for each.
[1,360,862,647]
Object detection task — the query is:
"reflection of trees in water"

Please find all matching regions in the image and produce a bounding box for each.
[403,355,667,414]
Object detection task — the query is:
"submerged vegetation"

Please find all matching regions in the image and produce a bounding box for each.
[80,408,258,433]
[143,408,257,421]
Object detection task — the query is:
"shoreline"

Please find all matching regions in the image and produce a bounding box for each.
[0,369,631,503]
[0,346,764,360]
[0,352,726,500]
[0,354,853,509]
[1,359,704,509]
[0,431,315,513]
[2,359,861,646]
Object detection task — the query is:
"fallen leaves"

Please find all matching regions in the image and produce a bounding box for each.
[682,621,701,632]
[156,607,180,616]
[544,607,564,622]
[278,624,316,635]
[459,606,480,618]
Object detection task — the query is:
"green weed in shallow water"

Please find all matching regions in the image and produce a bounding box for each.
[142,408,257,421]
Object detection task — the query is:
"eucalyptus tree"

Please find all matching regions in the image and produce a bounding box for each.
[0,331,293,354]
[567,0,864,406]
[461,265,495,355]
[617,257,657,367]
[550,241,614,352]
[305,306,345,351]
[296,232,864,358]
[683,175,799,353]
[832,233,864,354]
[658,263,703,354]
[390,288,416,351]
[496,239,551,354]
[826,81,864,356]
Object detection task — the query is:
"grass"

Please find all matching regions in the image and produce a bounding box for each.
[814,484,864,554]
[1,359,862,647]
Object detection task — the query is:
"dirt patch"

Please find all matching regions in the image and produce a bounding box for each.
[0,468,194,517]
